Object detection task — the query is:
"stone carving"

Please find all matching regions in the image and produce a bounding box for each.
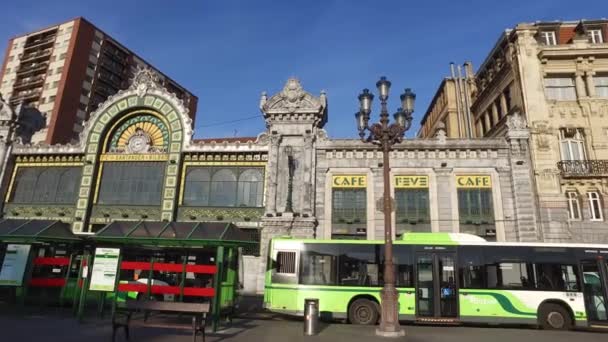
[434,122,447,144]
[261,78,327,118]
[506,111,527,130]
[0,93,14,123]
[132,67,161,98]
[80,67,194,151]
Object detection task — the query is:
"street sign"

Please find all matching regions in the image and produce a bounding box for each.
[89,248,120,292]
[0,244,31,286]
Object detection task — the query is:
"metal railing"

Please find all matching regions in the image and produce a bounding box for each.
[557,160,608,177]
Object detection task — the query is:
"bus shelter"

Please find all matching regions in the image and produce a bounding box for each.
[0,219,84,309]
[82,220,256,331]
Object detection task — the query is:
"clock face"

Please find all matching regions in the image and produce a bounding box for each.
[127,134,150,153]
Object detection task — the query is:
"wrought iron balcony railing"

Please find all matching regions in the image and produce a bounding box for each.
[557,160,608,177]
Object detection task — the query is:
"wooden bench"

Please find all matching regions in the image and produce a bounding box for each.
[112,300,210,342]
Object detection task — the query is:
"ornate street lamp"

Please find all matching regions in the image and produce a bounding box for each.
[355,77,415,337]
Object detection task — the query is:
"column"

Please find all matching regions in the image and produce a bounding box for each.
[302,133,314,216]
[491,103,499,125]
[586,71,596,98]
[265,134,281,215]
[575,72,587,98]
[500,93,508,117]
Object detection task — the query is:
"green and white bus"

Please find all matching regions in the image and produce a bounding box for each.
[263,233,608,330]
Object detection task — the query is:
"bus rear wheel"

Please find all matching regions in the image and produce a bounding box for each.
[348,299,379,325]
[539,303,572,330]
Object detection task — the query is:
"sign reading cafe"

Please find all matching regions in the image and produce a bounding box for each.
[332,175,367,188]
[456,175,492,188]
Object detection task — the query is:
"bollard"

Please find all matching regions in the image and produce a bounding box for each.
[303,298,319,336]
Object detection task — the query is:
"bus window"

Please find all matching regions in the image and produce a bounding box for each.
[486,262,532,289]
[276,251,296,274]
[338,244,379,286]
[394,246,414,287]
[533,264,579,292]
[300,244,337,285]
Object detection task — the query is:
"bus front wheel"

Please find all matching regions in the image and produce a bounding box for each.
[539,303,573,330]
[348,299,379,325]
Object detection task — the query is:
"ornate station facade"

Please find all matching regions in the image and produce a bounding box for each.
[0,69,540,293]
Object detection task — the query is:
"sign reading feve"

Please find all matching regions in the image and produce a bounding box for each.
[0,244,31,286]
[332,175,367,188]
[456,175,492,188]
[89,248,121,292]
[394,175,429,188]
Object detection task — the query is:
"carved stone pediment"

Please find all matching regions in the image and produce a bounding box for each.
[261,78,327,116]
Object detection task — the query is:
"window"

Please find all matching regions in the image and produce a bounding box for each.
[49,95,56,102]
[566,191,581,220]
[540,31,557,45]
[97,162,165,205]
[59,52,66,60]
[331,188,367,238]
[395,188,430,234]
[10,167,81,204]
[559,128,586,161]
[52,81,59,88]
[237,169,264,207]
[299,244,337,285]
[338,245,380,286]
[276,251,296,274]
[544,76,577,101]
[56,66,63,74]
[182,167,264,207]
[458,189,494,224]
[589,29,604,44]
[594,75,608,98]
[588,192,604,221]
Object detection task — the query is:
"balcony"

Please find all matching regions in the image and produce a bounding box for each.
[24,36,56,50]
[9,89,41,104]
[13,75,45,89]
[557,160,608,177]
[21,49,52,62]
[16,62,49,75]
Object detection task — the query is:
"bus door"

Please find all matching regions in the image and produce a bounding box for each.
[581,259,608,325]
[415,251,458,320]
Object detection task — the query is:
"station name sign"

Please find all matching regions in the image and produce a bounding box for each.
[100,154,169,162]
[456,175,492,188]
[394,175,428,189]
[332,175,367,188]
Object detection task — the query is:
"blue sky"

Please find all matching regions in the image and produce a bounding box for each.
[1,1,607,139]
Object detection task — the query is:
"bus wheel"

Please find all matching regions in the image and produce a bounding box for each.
[348,299,379,325]
[539,303,572,330]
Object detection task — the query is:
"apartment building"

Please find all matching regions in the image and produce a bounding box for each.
[423,19,608,242]
[418,63,476,138]
[0,17,198,144]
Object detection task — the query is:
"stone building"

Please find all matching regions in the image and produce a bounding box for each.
[421,19,608,243]
[0,69,538,293]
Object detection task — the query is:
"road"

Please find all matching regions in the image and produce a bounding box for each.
[0,313,606,342]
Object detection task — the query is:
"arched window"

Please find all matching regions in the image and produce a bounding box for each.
[183,168,211,206]
[55,168,82,203]
[566,191,581,220]
[209,169,237,207]
[11,167,82,204]
[237,169,264,207]
[98,162,165,205]
[35,168,63,203]
[11,168,40,203]
[588,191,604,221]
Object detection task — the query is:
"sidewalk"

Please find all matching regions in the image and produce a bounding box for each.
[0,311,606,342]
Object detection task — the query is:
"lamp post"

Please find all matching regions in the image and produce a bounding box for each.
[355,77,415,337]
